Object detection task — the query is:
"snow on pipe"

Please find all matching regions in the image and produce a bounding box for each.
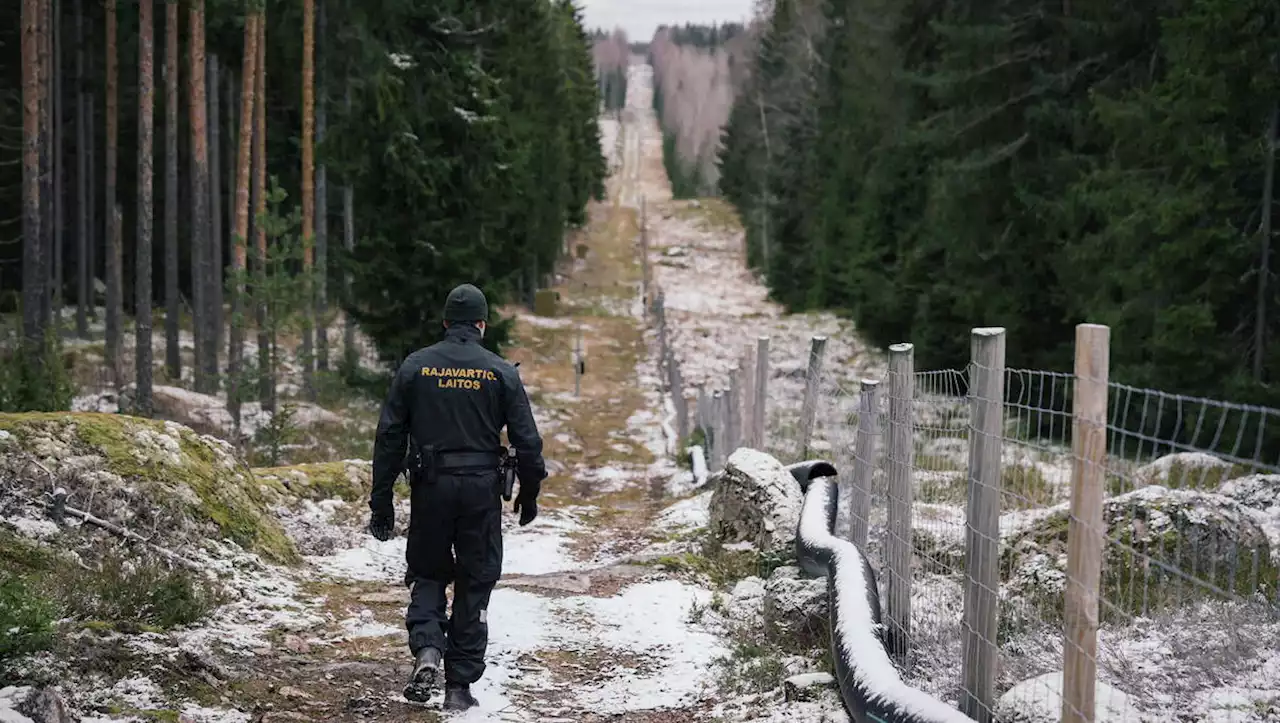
[689,444,708,485]
[786,460,977,723]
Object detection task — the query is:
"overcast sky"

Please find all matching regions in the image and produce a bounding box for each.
[578,0,755,43]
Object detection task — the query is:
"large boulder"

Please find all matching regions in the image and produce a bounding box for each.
[1002,486,1276,620]
[995,671,1149,723]
[74,385,342,442]
[727,575,767,627]
[762,565,828,652]
[1132,452,1238,490]
[708,448,802,558]
[1218,473,1280,563]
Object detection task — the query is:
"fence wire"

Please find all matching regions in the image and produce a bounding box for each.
[677,320,1280,722]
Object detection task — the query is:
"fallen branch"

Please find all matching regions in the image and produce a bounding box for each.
[9,481,209,574]
[58,502,207,573]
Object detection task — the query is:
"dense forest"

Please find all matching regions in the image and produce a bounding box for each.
[648,22,750,198]
[1,0,606,417]
[718,0,1280,423]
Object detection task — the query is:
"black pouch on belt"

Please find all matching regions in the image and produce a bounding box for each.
[499,446,517,501]
[412,442,437,486]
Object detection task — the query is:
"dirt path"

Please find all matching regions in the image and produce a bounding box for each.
[218,63,728,723]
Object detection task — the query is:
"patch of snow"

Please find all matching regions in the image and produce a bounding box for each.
[5,516,60,540]
[309,536,407,584]
[498,507,592,575]
[339,609,402,639]
[0,687,34,723]
[654,490,712,531]
[995,670,1148,723]
[177,705,252,723]
[558,580,728,713]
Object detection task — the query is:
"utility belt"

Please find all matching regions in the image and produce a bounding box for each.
[411,443,519,500]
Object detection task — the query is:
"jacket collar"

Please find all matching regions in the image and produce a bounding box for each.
[444,323,482,344]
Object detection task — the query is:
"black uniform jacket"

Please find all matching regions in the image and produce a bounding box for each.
[369,323,546,516]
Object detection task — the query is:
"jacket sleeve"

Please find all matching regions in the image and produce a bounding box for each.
[370,360,412,516]
[502,365,546,486]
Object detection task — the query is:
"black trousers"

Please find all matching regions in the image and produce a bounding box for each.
[404,470,503,686]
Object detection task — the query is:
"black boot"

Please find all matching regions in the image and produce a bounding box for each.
[403,647,442,703]
[442,682,478,712]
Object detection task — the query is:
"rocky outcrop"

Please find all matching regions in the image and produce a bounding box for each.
[0,412,298,564]
[708,448,803,558]
[1002,486,1275,618]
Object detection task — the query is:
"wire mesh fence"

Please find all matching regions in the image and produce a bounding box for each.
[669,317,1280,722]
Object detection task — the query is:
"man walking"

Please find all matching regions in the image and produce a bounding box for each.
[368,283,547,711]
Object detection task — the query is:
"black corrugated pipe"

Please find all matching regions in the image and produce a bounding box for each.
[786,460,978,723]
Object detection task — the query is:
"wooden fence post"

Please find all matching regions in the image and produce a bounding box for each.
[961,327,1006,723]
[641,195,649,315]
[728,365,743,454]
[753,336,770,452]
[1062,324,1110,723]
[669,350,688,444]
[885,342,915,664]
[850,378,880,550]
[799,335,829,456]
[711,389,725,468]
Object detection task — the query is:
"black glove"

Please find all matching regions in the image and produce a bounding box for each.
[369,509,394,541]
[513,477,540,527]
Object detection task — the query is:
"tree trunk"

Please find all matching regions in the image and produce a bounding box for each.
[341,78,356,371]
[253,15,271,411]
[164,1,180,380]
[208,52,223,372]
[86,90,95,322]
[315,0,328,372]
[136,0,156,417]
[22,0,43,349]
[228,12,259,431]
[224,68,236,324]
[105,0,121,387]
[74,0,87,338]
[53,0,64,326]
[39,0,52,332]
[189,0,214,393]
[1255,102,1278,383]
[300,0,316,399]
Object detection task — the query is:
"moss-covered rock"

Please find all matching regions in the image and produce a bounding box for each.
[253,460,375,505]
[0,412,298,564]
[1001,486,1276,622]
[1132,452,1251,491]
[1218,473,1280,512]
